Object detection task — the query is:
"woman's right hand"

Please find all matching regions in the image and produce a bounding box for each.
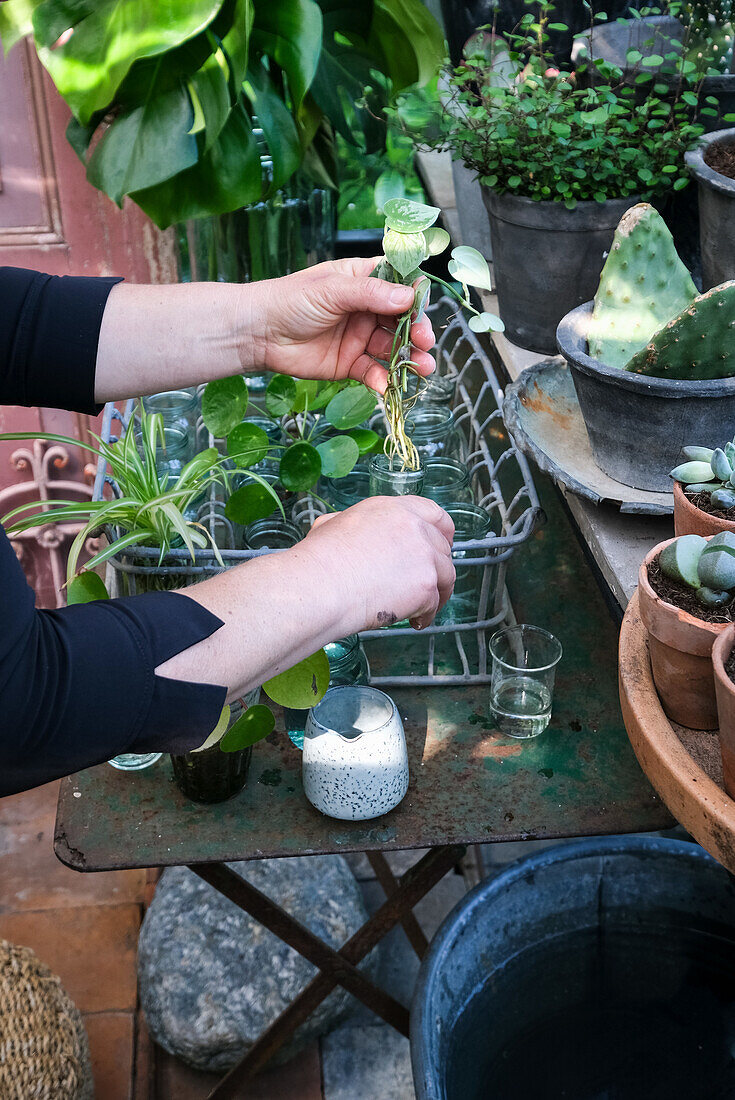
[302,496,456,632]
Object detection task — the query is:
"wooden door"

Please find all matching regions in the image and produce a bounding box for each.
[0,40,178,606]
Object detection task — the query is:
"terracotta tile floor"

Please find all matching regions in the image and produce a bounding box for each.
[0,780,323,1100]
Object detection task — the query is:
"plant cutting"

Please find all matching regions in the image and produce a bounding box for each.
[429,1,704,352]
[670,439,735,535]
[637,532,735,728]
[557,202,735,492]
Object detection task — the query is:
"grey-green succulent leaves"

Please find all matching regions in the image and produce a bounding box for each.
[659,532,735,608]
[670,436,735,510]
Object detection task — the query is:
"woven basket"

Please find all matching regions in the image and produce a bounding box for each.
[0,940,94,1099]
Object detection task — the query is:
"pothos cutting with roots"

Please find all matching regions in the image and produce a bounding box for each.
[372,198,504,471]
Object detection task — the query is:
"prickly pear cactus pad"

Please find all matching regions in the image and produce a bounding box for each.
[588,204,698,369]
[624,282,735,380]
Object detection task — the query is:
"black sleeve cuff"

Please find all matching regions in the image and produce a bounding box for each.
[0,267,123,414]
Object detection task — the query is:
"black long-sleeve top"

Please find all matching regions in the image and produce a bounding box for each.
[1,267,226,795]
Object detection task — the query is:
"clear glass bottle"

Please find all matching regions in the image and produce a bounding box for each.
[245,516,303,550]
[284,635,370,749]
[323,463,371,510]
[437,502,494,625]
[369,454,425,497]
[170,689,261,803]
[405,406,464,462]
[422,458,473,506]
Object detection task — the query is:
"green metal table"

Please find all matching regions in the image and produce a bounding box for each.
[54,475,671,1096]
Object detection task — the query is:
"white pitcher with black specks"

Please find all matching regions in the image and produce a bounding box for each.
[302,686,409,821]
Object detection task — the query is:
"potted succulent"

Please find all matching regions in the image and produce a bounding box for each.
[712,622,735,798]
[434,2,702,353]
[670,440,735,536]
[686,127,735,289]
[637,532,735,729]
[556,203,735,492]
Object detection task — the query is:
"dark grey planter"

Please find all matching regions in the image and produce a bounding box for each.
[482,190,637,354]
[556,301,735,492]
[686,128,735,291]
[411,837,735,1100]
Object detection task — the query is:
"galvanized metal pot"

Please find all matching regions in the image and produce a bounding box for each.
[686,128,735,291]
[556,301,735,492]
[481,189,636,354]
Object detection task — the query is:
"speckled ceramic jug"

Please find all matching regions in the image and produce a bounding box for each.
[302,686,409,821]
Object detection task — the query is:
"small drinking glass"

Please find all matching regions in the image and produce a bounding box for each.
[369,454,425,497]
[489,625,562,739]
[109,752,162,771]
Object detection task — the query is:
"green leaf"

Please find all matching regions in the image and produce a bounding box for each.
[325,386,377,430]
[280,441,321,491]
[345,428,382,455]
[370,0,445,90]
[263,648,330,708]
[191,704,231,752]
[374,169,407,213]
[447,246,493,292]
[424,227,450,256]
[251,0,322,108]
[187,44,232,151]
[266,375,297,418]
[66,571,110,605]
[383,197,440,233]
[0,0,42,54]
[383,228,427,279]
[307,380,343,411]
[292,379,320,413]
[225,481,281,524]
[227,422,270,468]
[220,704,275,751]
[220,0,252,89]
[659,534,706,589]
[468,311,505,333]
[202,375,249,438]
[34,0,224,125]
[244,59,301,193]
[131,98,261,229]
[316,435,360,478]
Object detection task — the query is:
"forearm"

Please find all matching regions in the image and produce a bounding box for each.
[155,545,357,701]
[94,281,268,403]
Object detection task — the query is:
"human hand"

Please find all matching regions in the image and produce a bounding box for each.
[301,496,455,632]
[245,257,436,395]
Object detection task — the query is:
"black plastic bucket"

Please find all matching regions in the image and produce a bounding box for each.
[687,129,735,291]
[411,836,735,1100]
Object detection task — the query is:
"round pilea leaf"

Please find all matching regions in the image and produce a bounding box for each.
[345,428,383,455]
[468,311,505,333]
[225,481,281,525]
[202,375,248,438]
[220,704,275,752]
[191,704,231,753]
[316,436,360,478]
[280,442,321,491]
[227,422,270,468]
[263,649,330,709]
[292,379,320,413]
[659,534,706,589]
[447,246,493,291]
[681,446,715,463]
[383,229,428,279]
[325,385,377,430]
[265,375,297,418]
[670,461,716,484]
[67,571,109,605]
[383,197,440,233]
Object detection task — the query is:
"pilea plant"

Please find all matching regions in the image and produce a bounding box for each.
[659,531,735,607]
[373,197,503,470]
[671,440,735,510]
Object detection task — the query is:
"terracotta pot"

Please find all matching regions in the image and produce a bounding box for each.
[638,538,729,729]
[712,625,735,798]
[673,481,735,538]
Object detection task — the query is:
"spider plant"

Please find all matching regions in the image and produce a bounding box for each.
[0,408,281,586]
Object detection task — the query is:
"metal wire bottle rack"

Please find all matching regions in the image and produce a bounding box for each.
[95,301,542,685]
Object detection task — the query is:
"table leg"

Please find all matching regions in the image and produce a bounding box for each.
[198,844,465,1099]
[366,851,429,959]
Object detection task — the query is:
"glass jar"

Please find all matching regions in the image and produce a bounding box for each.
[405,370,457,406]
[437,502,494,625]
[142,389,199,436]
[245,516,303,550]
[369,454,425,497]
[284,635,370,749]
[170,689,261,803]
[135,423,194,485]
[422,458,473,506]
[195,498,237,551]
[405,407,464,462]
[242,415,281,460]
[323,463,371,510]
[302,686,409,821]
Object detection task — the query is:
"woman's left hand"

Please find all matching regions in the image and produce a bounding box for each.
[246,257,436,395]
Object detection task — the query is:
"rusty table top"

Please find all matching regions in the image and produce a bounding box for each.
[55,474,671,873]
